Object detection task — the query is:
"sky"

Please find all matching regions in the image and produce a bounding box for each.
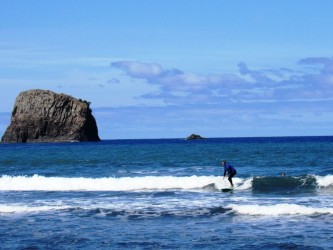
[1,0,333,139]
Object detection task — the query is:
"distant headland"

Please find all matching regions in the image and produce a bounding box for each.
[1,89,100,143]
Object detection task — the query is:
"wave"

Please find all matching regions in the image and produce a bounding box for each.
[0,174,221,191]
[0,204,71,213]
[0,203,232,217]
[251,175,318,193]
[315,175,333,187]
[0,174,332,192]
[230,204,333,216]
[1,203,332,217]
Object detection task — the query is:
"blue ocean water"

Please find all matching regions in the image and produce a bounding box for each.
[0,136,333,249]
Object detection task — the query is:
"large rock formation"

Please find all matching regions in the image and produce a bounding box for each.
[1,89,100,143]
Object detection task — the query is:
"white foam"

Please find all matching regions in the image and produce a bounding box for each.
[212,177,251,190]
[0,204,70,213]
[315,175,333,187]
[230,203,333,216]
[1,174,329,192]
[235,177,253,190]
[0,175,223,191]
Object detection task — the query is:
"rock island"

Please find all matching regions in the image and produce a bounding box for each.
[1,89,100,143]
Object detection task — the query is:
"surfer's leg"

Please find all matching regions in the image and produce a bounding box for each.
[228,172,236,187]
[228,176,233,187]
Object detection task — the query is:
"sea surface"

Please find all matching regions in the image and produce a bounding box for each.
[0,136,333,249]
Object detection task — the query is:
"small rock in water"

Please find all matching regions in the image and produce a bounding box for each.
[185,134,204,140]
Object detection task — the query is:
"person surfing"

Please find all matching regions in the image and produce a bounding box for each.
[222,160,237,187]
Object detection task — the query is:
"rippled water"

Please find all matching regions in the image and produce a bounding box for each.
[0,136,333,249]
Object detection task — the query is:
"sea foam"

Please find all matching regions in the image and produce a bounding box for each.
[230,203,333,216]
[0,204,70,213]
[1,174,332,191]
[0,175,223,191]
[315,175,333,187]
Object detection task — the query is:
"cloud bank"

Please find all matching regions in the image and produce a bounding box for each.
[111,57,333,106]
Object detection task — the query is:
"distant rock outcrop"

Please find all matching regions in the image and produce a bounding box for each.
[1,89,100,143]
[186,134,204,140]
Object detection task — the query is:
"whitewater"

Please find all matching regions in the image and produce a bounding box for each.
[0,174,332,191]
[1,137,333,249]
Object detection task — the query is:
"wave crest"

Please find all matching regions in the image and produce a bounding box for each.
[0,175,220,191]
[1,174,332,192]
[252,175,317,193]
[230,204,333,216]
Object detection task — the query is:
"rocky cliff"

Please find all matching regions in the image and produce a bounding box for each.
[1,89,100,143]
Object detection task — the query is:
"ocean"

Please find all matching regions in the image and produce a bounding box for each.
[0,136,333,249]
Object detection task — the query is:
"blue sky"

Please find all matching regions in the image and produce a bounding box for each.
[1,0,333,139]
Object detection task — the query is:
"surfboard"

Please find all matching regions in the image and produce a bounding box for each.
[221,187,234,192]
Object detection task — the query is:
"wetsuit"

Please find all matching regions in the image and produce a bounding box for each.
[224,163,237,186]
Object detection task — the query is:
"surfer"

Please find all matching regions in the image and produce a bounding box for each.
[222,160,237,187]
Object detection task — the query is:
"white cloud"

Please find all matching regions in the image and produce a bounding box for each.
[111,61,163,78]
[111,58,333,105]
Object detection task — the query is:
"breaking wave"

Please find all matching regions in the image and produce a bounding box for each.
[0,175,221,191]
[1,203,332,217]
[0,174,332,192]
[229,204,333,216]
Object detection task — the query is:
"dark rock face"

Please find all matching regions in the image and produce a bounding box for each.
[186,134,204,140]
[1,89,100,143]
